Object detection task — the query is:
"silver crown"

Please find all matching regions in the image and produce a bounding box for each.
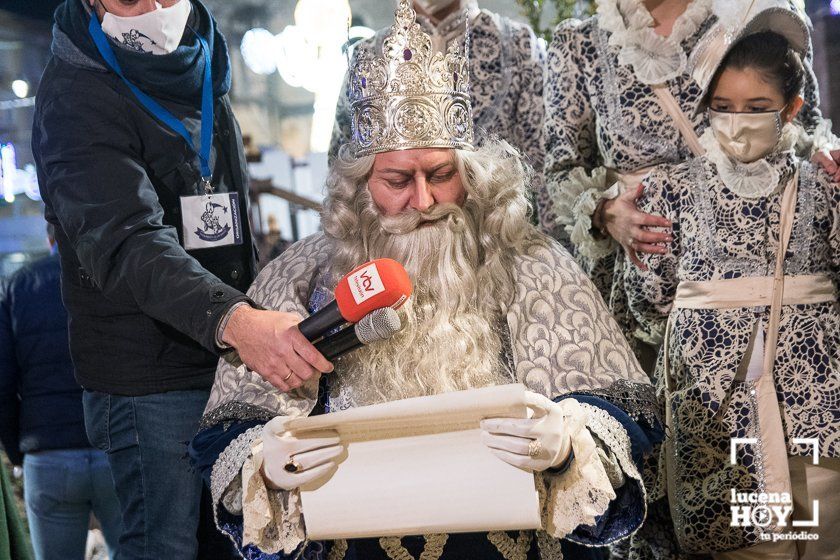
[348,0,474,157]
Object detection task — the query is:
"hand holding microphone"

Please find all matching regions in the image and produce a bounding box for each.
[223,259,411,393]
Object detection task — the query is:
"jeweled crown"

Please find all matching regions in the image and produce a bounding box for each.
[349,0,474,157]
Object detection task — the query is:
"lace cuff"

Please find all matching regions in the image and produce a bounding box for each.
[241,439,307,555]
[539,398,616,538]
[548,166,618,260]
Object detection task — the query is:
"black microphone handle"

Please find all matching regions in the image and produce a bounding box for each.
[314,325,362,361]
[298,300,347,341]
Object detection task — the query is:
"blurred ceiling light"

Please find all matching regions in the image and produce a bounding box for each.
[243,0,359,154]
[240,28,277,75]
[294,0,352,45]
[11,79,29,99]
[832,0,840,15]
[273,25,320,91]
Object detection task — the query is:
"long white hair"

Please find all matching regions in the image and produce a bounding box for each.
[320,140,535,405]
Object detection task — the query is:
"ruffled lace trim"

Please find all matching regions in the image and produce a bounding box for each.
[539,398,617,538]
[699,123,799,199]
[597,0,711,84]
[242,439,307,555]
[549,166,617,259]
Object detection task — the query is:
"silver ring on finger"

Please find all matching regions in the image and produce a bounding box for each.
[283,371,294,382]
[528,439,542,459]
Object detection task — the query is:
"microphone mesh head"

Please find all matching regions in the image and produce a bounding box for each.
[356,307,402,344]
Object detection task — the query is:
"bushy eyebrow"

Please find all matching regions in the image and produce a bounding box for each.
[377,163,454,176]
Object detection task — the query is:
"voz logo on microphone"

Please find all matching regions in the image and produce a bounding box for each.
[349,263,386,304]
[359,271,375,292]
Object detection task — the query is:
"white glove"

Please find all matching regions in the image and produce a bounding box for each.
[261,416,343,491]
[480,391,573,473]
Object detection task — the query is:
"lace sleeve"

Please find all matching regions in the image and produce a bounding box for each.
[539,398,616,538]
[795,118,840,158]
[539,399,645,542]
[241,439,307,555]
[623,165,682,346]
[541,20,614,257]
[510,24,547,225]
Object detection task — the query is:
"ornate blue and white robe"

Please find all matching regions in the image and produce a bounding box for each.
[190,232,663,560]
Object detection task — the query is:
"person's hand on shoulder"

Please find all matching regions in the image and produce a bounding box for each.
[811,148,840,183]
[595,184,672,270]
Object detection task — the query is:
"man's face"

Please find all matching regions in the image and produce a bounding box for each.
[89,0,180,18]
[367,148,466,217]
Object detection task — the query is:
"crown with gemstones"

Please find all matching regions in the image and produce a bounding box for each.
[348,0,474,157]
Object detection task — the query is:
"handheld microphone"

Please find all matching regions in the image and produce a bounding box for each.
[314,307,402,361]
[298,259,412,341]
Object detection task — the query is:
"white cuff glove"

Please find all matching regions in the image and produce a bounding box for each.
[260,416,343,491]
[480,391,573,473]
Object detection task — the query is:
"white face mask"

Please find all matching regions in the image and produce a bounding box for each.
[414,0,460,16]
[100,0,191,55]
[708,109,784,164]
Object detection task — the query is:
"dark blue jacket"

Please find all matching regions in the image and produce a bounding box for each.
[0,253,90,466]
[32,0,257,396]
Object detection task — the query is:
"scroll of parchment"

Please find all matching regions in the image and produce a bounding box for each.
[285,383,542,540]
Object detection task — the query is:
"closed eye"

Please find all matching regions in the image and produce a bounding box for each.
[430,171,456,183]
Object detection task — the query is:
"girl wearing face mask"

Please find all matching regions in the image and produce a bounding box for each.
[625,11,840,558]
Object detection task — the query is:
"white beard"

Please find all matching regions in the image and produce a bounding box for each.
[329,193,512,407]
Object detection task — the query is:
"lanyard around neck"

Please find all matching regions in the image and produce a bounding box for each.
[87,13,215,190]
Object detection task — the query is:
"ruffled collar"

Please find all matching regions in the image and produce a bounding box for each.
[699,123,799,199]
[597,0,712,84]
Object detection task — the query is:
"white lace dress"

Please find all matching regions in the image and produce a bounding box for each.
[540,0,830,360]
[624,131,840,551]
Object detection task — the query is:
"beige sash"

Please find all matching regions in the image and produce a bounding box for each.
[674,275,836,309]
[652,85,705,158]
[662,170,837,539]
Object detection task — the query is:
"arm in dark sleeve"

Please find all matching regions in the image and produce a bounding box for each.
[554,392,664,547]
[0,280,22,466]
[35,81,248,353]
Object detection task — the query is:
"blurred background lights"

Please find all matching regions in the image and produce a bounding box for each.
[11,79,28,99]
[240,0,373,153]
[240,28,277,75]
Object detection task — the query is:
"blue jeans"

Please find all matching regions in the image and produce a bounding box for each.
[83,389,209,560]
[23,448,123,560]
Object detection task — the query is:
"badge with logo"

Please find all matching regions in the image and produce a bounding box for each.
[180,192,243,250]
[348,263,386,305]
